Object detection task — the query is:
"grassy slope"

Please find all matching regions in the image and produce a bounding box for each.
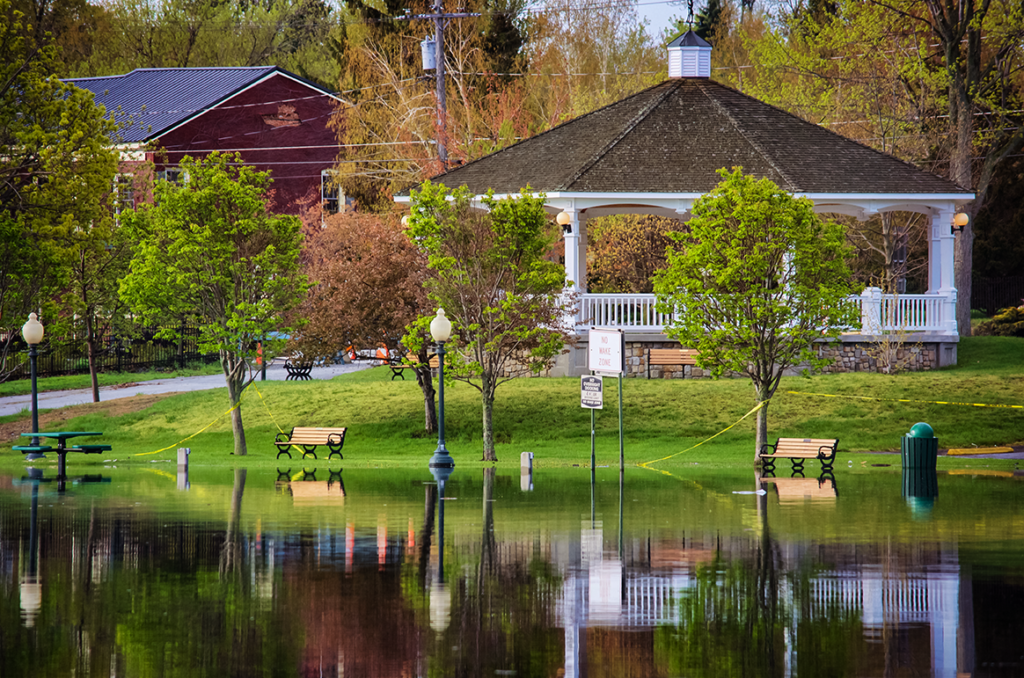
[1,336,1021,471]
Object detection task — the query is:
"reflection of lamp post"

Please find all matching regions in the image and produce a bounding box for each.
[22,473,41,627]
[22,313,44,452]
[429,309,454,469]
[428,463,453,632]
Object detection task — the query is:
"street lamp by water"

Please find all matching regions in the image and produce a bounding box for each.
[21,313,44,453]
[429,308,454,469]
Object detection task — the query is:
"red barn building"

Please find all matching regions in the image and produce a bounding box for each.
[67,67,345,214]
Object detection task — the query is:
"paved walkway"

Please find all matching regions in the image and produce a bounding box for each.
[0,361,372,417]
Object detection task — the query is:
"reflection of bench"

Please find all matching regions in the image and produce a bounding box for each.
[759,438,839,474]
[389,354,439,380]
[762,475,837,503]
[275,427,346,459]
[647,348,700,378]
[286,479,346,503]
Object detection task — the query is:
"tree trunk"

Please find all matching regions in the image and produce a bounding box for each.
[481,373,497,462]
[415,364,437,434]
[222,352,248,456]
[85,314,100,403]
[955,224,975,336]
[952,81,975,336]
[940,9,976,336]
[753,382,769,465]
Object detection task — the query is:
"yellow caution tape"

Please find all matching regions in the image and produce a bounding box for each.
[640,400,766,469]
[251,382,306,456]
[135,389,246,456]
[251,382,286,434]
[948,469,1015,477]
[786,391,1024,410]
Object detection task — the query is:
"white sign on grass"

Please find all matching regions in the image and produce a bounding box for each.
[588,327,624,375]
[581,376,603,409]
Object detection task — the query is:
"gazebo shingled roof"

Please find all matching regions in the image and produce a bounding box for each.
[415,78,964,196]
[397,32,972,364]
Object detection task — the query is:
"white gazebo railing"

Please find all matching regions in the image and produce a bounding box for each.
[579,287,958,336]
[580,294,674,332]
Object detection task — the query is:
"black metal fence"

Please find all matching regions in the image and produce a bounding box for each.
[2,323,221,380]
[973,277,1024,315]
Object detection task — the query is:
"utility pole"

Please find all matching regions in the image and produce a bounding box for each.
[399,2,479,169]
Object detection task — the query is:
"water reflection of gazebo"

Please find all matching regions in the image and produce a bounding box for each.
[398,32,973,376]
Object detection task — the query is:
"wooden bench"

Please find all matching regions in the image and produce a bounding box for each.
[759,438,839,475]
[647,348,700,378]
[275,427,346,459]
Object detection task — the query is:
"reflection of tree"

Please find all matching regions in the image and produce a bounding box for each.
[220,469,247,577]
[656,544,785,677]
[428,469,565,677]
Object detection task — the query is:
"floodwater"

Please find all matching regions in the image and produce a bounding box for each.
[1,462,1022,677]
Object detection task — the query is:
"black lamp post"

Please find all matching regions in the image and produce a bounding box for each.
[22,313,44,455]
[429,308,454,469]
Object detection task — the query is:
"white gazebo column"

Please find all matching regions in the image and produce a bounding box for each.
[928,208,958,334]
[576,213,588,292]
[560,208,582,290]
[927,209,956,293]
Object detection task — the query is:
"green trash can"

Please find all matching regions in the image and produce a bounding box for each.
[901,422,938,470]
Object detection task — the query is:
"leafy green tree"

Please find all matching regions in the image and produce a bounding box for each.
[654,169,859,463]
[55,177,131,403]
[404,181,575,462]
[0,0,118,380]
[67,0,338,84]
[731,0,1024,334]
[120,153,307,456]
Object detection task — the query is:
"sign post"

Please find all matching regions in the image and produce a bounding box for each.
[587,328,626,472]
[581,376,603,469]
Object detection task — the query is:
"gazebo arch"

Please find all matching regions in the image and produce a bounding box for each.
[397,32,973,376]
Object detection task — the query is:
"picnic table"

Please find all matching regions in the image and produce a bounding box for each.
[16,431,108,478]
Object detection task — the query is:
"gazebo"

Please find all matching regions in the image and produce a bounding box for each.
[398,32,974,377]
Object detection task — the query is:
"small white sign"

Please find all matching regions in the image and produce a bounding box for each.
[588,327,624,375]
[581,376,603,409]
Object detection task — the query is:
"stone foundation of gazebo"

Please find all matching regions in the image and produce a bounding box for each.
[549,332,957,378]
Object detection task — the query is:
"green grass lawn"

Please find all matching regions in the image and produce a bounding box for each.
[2,336,1022,473]
[0,362,223,398]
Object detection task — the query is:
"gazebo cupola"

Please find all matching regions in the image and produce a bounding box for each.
[667,31,712,78]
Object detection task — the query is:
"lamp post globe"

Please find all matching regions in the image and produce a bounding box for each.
[429,309,454,469]
[556,211,572,234]
[21,313,44,452]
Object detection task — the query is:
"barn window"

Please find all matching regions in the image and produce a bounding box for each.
[113,174,135,216]
[322,170,344,216]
